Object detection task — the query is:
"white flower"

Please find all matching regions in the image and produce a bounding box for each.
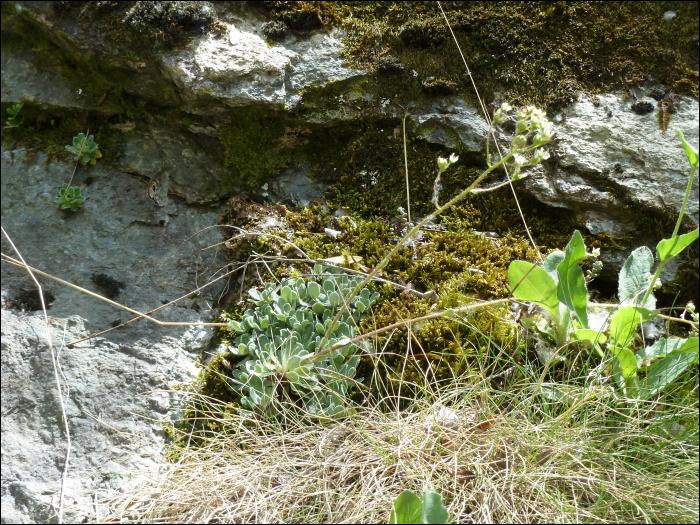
[513,153,527,165]
[449,153,459,163]
[533,148,550,162]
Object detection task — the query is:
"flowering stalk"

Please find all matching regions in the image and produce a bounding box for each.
[321,103,554,351]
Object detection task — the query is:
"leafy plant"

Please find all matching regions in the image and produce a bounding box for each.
[65,132,102,166]
[54,183,86,211]
[509,128,699,398]
[227,263,379,419]
[6,103,23,127]
[389,489,449,524]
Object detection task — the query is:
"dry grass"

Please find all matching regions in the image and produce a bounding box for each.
[100,374,698,524]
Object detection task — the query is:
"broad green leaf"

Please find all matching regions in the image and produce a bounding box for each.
[638,337,698,360]
[571,328,606,345]
[389,490,448,525]
[508,261,560,320]
[639,352,698,398]
[312,302,325,315]
[280,285,292,303]
[609,345,638,381]
[609,306,656,350]
[228,320,244,332]
[308,280,321,300]
[543,250,565,283]
[656,229,699,264]
[618,246,656,309]
[329,291,340,306]
[419,490,449,525]
[248,288,263,302]
[556,230,589,329]
[676,129,698,170]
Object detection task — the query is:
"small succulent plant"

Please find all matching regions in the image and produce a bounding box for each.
[227,264,379,419]
[66,132,102,166]
[54,183,86,211]
[6,103,23,127]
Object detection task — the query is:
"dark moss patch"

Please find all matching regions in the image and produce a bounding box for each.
[123,1,213,48]
[261,19,288,40]
[10,288,56,311]
[91,273,126,299]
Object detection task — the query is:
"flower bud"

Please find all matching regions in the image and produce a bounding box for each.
[512,135,527,149]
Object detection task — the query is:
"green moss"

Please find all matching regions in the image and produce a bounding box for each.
[1,103,126,168]
[164,354,243,457]
[218,106,295,190]
[325,1,698,112]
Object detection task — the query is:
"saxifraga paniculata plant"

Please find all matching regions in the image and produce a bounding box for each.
[227,263,379,420]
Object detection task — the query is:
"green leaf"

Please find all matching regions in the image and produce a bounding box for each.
[543,250,564,283]
[639,352,698,398]
[323,278,335,293]
[609,306,656,350]
[312,302,325,315]
[508,261,560,321]
[570,328,606,345]
[329,291,340,306]
[308,280,321,300]
[676,129,699,170]
[281,285,292,303]
[609,345,638,382]
[638,337,698,360]
[389,490,448,525]
[556,230,589,329]
[296,279,307,298]
[656,229,699,265]
[618,246,655,309]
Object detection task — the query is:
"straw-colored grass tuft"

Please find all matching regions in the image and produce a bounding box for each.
[100,379,698,524]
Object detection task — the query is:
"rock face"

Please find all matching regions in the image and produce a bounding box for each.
[1,148,222,523]
[527,89,699,232]
[1,2,697,523]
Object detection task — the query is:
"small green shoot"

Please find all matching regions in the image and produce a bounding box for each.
[54,183,86,211]
[66,132,102,166]
[6,103,23,127]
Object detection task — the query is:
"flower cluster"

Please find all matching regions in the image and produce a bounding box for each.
[489,103,553,183]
